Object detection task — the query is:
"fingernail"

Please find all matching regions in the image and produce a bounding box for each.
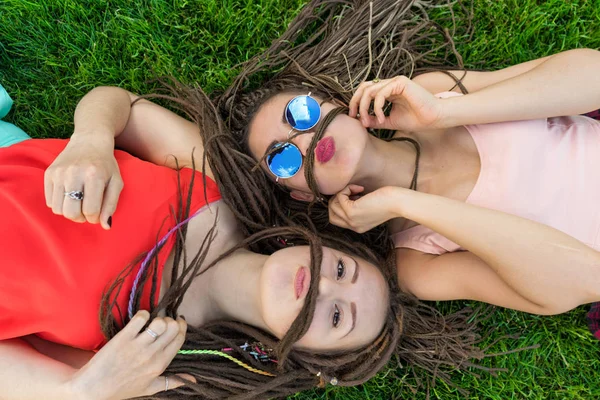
[107,216,113,228]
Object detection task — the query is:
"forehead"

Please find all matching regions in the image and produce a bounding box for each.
[353,259,389,345]
[305,248,389,350]
[247,94,298,159]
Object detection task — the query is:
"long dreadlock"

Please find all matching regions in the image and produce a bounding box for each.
[116,0,512,397]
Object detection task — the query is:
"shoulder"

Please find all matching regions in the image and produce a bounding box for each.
[185,200,243,256]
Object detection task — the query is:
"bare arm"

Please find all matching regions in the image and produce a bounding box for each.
[396,249,550,314]
[0,338,79,400]
[436,48,600,126]
[0,312,189,400]
[350,49,599,132]
[412,55,551,94]
[45,86,213,227]
[72,86,212,176]
[395,188,600,314]
[329,186,600,314]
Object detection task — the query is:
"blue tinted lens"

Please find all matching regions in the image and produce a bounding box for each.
[266,143,303,179]
[285,95,321,131]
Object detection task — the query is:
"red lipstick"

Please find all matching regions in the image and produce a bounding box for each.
[315,136,335,163]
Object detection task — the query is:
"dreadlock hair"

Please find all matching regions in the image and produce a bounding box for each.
[98,159,492,399]
[106,1,510,396]
[210,0,473,255]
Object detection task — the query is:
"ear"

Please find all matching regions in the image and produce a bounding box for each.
[290,190,315,202]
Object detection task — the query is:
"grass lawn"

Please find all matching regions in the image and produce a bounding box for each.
[1,0,599,398]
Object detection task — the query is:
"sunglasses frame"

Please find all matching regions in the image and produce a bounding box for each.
[284,92,322,132]
[266,142,304,181]
[266,93,323,180]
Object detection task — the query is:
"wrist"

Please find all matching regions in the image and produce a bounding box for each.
[391,187,440,222]
[437,96,465,128]
[385,186,415,219]
[70,128,115,149]
[62,375,95,400]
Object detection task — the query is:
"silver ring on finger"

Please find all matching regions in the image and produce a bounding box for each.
[165,376,169,392]
[145,328,159,340]
[64,190,84,201]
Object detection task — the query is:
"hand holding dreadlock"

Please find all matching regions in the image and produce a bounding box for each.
[70,311,193,400]
[329,185,408,234]
[349,76,447,132]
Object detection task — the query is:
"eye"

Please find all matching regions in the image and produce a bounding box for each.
[336,258,346,280]
[332,304,341,328]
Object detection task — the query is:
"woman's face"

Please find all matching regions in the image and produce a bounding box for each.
[248,93,370,197]
[259,245,389,351]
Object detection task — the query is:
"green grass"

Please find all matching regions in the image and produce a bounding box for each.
[1,0,599,398]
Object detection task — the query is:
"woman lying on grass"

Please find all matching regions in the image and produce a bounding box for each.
[204,0,600,327]
[0,84,488,400]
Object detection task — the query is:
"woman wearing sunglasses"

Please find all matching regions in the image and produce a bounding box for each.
[210,0,600,330]
[0,82,491,399]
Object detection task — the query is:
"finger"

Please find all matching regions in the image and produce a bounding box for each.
[99,176,123,230]
[143,374,194,396]
[374,79,406,124]
[373,90,388,124]
[337,190,358,215]
[136,317,169,345]
[44,170,54,207]
[329,212,350,229]
[152,318,181,350]
[349,81,374,117]
[162,318,187,356]
[81,178,106,225]
[347,184,365,195]
[62,183,86,223]
[337,185,354,199]
[118,310,151,339]
[51,181,66,216]
[358,81,389,125]
[328,198,350,224]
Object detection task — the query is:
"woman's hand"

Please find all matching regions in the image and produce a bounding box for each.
[69,311,192,400]
[44,133,123,229]
[349,76,447,131]
[329,185,404,233]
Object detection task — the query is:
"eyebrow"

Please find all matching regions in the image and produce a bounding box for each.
[351,257,359,284]
[343,302,357,339]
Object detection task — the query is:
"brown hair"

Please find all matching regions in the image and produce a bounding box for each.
[211,0,473,254]
[99,165,489,398]
[97,0,502,398]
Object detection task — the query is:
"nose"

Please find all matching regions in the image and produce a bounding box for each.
[290,131,315,157]
[317,275,337,299]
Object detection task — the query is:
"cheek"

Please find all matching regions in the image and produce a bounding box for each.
[260,286,303,339]
[292,302,328,349]
[259,251,307,338]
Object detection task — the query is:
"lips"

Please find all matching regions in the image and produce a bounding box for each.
[315,136,335,163]
[294,266,309,299]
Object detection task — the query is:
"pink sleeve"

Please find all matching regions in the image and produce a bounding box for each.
[391,225,463,255]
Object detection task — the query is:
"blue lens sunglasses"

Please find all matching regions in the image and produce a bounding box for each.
[265,93,322,181]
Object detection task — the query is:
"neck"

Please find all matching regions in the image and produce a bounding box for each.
[177,249,271,333]
[353,133,433,193]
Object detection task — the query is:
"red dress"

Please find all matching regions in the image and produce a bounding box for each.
[0,139,221,350]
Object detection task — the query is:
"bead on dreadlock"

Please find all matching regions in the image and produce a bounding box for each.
[316,371,339,386]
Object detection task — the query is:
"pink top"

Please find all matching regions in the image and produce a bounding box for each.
[392,92,600,254]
